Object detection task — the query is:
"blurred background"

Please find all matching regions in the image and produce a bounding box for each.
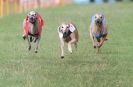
[0,0,133,18]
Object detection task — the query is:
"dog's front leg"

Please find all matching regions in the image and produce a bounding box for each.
[90,31,96,48]
[35,37,40,53]
[68,38,76,53]
[60,39,64,58]
[26,36,31,51]
[68,42,72,53]
[98,38,106,48]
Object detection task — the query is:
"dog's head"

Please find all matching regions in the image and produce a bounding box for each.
[58,23,69,38]
[94,14,104,26]
[27,11,37,24]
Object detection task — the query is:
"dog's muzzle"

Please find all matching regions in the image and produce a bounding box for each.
[95,19,102,26]
[63,30,72,38]
[29,16,37,24]
[63,32,68,38]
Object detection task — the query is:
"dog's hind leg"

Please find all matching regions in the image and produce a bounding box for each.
[74,42,78,51]
[97,47,100,53]
[34,37,38,43]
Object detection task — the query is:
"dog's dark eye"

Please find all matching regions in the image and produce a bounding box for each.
[95,16,97,18]
[62,26,64,28]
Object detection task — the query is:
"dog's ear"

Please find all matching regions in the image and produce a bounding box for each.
[101,14,105,19]
[94,15,97,19]
[26,16,28,20]
[58,26,61,32]
[27,13,30,17]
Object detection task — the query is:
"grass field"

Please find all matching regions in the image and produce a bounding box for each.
[0,3,133,87]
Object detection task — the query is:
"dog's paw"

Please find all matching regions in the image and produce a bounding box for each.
[35,50,38,53]
[69,51,72,54]
[105,38,108,41]
[97,44,102,48]
[93,45,96,48]
[68,47,72,53]
[28,46,31,51]
[22,36,26,40]
[61,56,64,59]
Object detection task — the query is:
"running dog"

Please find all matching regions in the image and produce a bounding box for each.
[90,13,108,52]
[58,23,79,58]
[22,11,44,53]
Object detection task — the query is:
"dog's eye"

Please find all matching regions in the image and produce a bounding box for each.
[62,26,64,28]
[100,16,103,19]
[95,16,97,18]
[66,26,69,28]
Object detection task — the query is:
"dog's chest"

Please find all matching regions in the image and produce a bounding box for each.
[63,36,71,43]
[29,23,38,34]
[93,25,103,33]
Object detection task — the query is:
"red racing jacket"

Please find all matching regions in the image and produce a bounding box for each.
[23,14,44,37]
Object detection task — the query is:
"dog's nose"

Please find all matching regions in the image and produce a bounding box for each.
[97,19,100,23]
[30,17,34,20]
[97,20,99,23]
[29,16,36,23]
[64,32,67,35]
[63,32,67,38]
[96,19,102,24]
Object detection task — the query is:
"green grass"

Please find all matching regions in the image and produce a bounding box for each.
[0,3,133,87]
